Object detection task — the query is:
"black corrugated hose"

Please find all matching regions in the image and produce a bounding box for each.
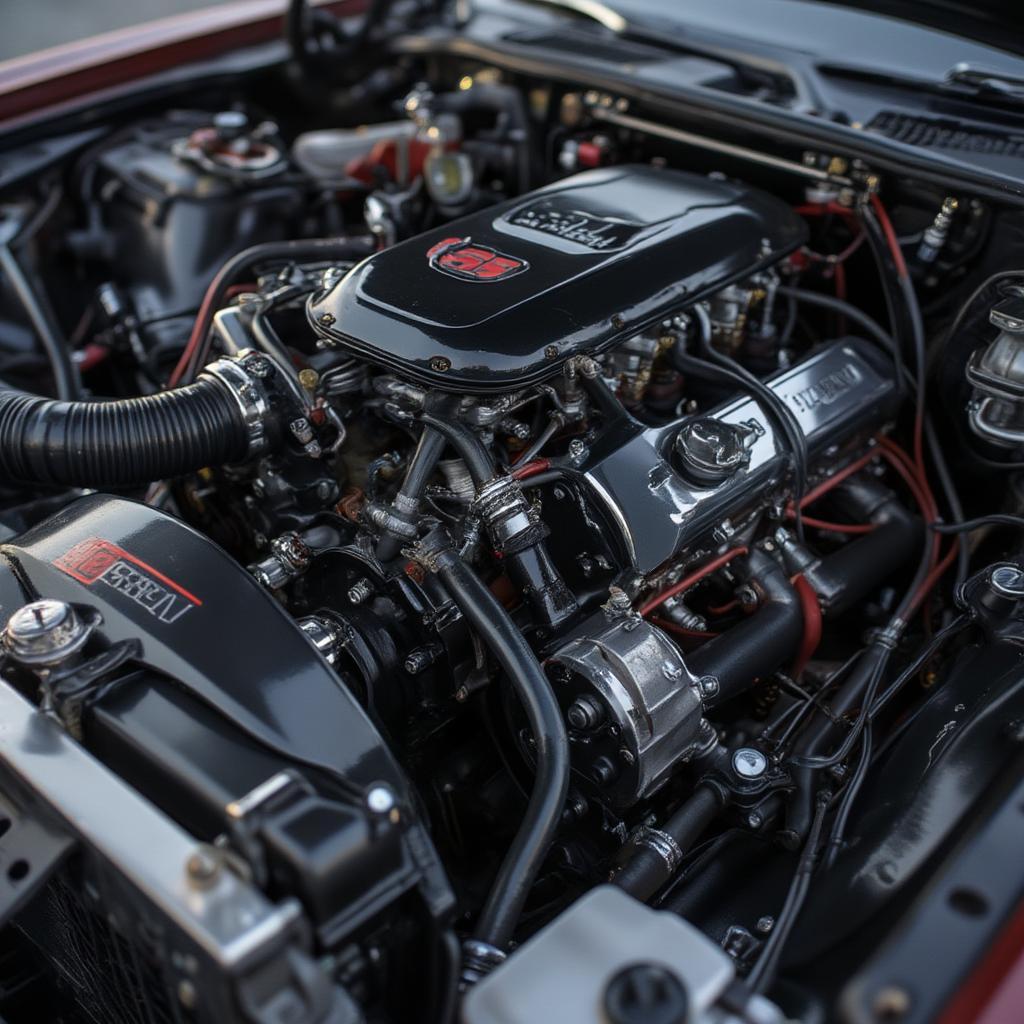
[0,376,248,487]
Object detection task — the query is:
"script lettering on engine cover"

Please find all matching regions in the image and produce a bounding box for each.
[505,198,643,251]
[784,362,863,416]
[54,537,202,624]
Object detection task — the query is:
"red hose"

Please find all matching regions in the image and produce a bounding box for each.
[791,573,823,677]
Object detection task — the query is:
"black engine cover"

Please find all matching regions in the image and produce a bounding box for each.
[0,495,452,938]
[307,165,806,392]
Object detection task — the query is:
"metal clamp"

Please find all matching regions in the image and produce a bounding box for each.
[202,352,274,457]
[632,825,685,874]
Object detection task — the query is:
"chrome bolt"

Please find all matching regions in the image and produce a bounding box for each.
[697,675,720,700]
[404,647,436,674]
[244,354,272,378]
[756,915,775,934]
[872,985,911,1020]
[661,660,684,681]
[185,849,220,890]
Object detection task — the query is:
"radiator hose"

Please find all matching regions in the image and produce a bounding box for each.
[414,526,570,951]
[0,363,258,488]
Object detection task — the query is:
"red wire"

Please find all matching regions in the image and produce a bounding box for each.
[799,515,875,535]
[651,618,718,642]
[168,259,255,387]
[907,542,960,618]
[795,447,879,510]
[78,343,109,372]
[639,547,749,618]
[869,193,909,281]
[168,279,222,387]
[511,459,551,481]
[800,197,961,611]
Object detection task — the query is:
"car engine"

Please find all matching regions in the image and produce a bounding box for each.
[1,6,1024,1023]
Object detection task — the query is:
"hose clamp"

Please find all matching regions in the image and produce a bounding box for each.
[473,476,544,552]
[632,825,684,874]
[202,352,273,456]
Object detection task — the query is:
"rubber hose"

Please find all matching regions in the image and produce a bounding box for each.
[695,551,804,708]
[375,426,448,561]
[416,412,495,487]
[613,784,723,901]
[427,532,569,949]
[0,377,247,487]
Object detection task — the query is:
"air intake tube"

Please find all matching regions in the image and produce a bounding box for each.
[0,354,275,487]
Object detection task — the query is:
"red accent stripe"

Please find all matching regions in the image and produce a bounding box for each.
[113,547,203,607]
[56,537,202,607]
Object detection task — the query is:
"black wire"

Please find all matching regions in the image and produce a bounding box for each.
[11,182,63,250]
[786,649,890,770]
[925,415,970,588]
[746,790,830,993]
[821,613,972,869]
[894,260,968,586]
[774,285,900,367]
[932,514,1024,534]
[897,273,927,452]
[972,451,1024,471]
[766,651,861,752]
[860,207,912,404]
[869,614,971,718]
[779,291,799,345]
[0,243,79,400]
[821,726,872,870]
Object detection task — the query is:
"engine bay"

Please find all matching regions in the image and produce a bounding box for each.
[2,6,1024,1022]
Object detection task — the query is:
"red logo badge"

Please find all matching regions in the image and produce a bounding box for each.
[427,236,528,282]
[54,537,202,624]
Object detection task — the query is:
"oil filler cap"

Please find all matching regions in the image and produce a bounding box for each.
[674,417,751,487]
[604,963,689,1024]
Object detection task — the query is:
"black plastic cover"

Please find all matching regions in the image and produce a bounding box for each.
[307,165,807,392]
[0,495,453,935]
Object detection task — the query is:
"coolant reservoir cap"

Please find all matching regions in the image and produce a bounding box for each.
[674,416,750,486]
[2,599,93,667]
[604,963,689,1024]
